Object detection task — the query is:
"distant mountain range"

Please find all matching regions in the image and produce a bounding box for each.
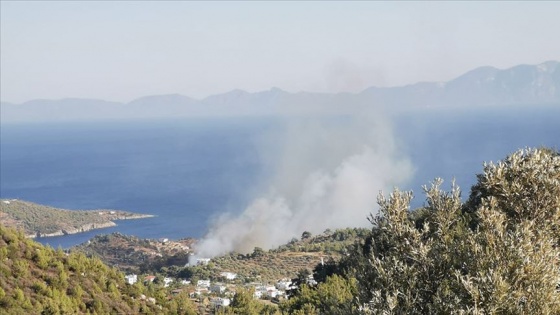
[2,61,559,123]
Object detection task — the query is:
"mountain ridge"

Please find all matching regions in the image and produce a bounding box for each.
[2,61,558,123]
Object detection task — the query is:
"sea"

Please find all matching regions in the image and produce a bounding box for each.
[1,105,559,248]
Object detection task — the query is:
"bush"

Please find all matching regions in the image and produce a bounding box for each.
[352,148,560,314]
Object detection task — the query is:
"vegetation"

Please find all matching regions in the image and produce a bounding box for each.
[4,147,558,314]
[191,228,369,284]
[74,232,195,274]
[216,287,280,315]
[73,227,368,284]
[0,224,197,314]
[283,147,560,314]
[0,199,152,237]
[280,274,358,315]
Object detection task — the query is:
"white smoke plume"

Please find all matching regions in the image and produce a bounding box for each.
[196,108,414,257]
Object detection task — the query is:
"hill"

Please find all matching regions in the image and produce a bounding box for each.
[207,228,370,283]
[73,228,370,284]
[0,199,153,238]
[0,224,197,314]
[74,232,196,274]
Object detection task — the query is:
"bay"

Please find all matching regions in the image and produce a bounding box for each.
[1,106,558,248]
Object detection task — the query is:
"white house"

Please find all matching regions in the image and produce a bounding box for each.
[163,277,173,287]
[276,279,293,291]
[211,297,231,308]
[306,275,317,286]
[197,279,211,288]
[254,285,276,299]
[125,274,138,285]
[197,258,211,265]
[220,272,237,280]
[191,287,210,297]
[267,288,280,298]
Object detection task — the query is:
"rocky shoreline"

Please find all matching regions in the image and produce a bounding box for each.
[27,214,155,239]
[1,199,156,239]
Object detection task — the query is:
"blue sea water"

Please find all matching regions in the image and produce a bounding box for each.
[1,106,559,248]
[1,118,269,247]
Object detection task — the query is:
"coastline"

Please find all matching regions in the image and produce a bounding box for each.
[26,214,155,239]
[1,199,157,240]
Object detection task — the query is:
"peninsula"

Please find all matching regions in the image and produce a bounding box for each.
[0,199,154,238]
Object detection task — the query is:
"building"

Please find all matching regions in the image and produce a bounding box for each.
[163,277,173,287]
[254,285,277,299]
[125,274,137,285]
[210,297,231,308]
[267,288,280,298]
[306,274,317,286]
[197,258,211,265]
[144,275,156,283]
[190,287,209,297]
[210,284,226,294]
[220,272,237,280]
[276,279,293,291]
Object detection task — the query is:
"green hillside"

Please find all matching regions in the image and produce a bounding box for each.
[0,223,197,314]
[72,227,369,283]
[0,199,152,237]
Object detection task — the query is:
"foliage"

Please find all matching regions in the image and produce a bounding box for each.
[353,147,560,314]
[0,199,149,236]
[216,287,280,315]
[0,224,196,314]
[465,147,560,229]
[282,147,560,314]
[5,147,557,314]
[74,232,194,274]
[197,228,367,284]
[280,274,358,314]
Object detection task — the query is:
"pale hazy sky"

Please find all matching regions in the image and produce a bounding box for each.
[1,1,559,103]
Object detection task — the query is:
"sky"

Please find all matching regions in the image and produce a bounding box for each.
[1,1,559,104]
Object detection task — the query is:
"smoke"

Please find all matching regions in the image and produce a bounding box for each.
[196,108,414,257]
[324,58,387,93]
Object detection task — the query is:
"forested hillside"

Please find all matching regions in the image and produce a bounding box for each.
[0,224,196,314]
[0,200,152,238]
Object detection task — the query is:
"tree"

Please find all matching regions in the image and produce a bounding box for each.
[301,231,312,240]
[251,247,265,258]
[353,147,560,314]
[281,275,357,315]
[312,257,339,283]
[227,287,262,314]
[465,147,560,229]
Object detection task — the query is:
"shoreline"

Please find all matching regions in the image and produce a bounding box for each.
[1,199,157,240]
[26,214,156,239]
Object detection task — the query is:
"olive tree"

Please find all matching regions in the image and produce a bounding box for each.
[356,148,560,314]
